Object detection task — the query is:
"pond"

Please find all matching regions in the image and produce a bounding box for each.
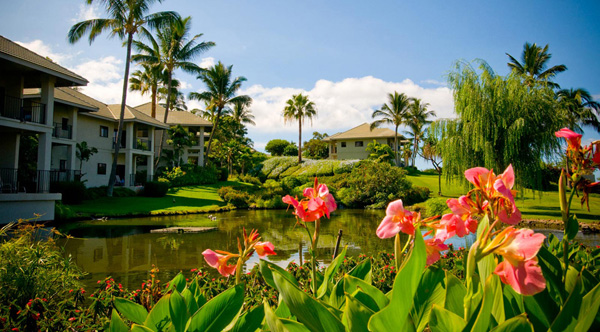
[57,209,600,292]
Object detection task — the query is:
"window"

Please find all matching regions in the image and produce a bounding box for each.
[62,118,68,130]
[59,160,67,171]
[100,126,108,137]
[97,163,107,175]
[341,142,346,148]
[355,141,364,147]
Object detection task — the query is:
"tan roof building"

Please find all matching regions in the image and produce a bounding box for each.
[135,102,212,127]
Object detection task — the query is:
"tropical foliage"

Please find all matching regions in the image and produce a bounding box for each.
[371,91,411,166]
[506,42,567,88]
[282,93,317,163]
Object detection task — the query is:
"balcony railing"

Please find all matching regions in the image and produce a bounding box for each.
[53,122,73,139]
[129,173,153,186]
[0,95,46,125]
[0,168,52,193]
[49,169,81,183]
[134,137,151,151]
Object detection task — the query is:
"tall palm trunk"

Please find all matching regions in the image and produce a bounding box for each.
[394,125,399,166]
[412,137,418,167]
[205,106,223,158]
[155,71,173,171]
[108,33,133,197]
[298,120,302,163]
[151,84,157,118]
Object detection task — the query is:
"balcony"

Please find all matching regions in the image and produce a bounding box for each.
[134,137,152,151]
[0,95,46,125]
[49,169,81,183]
[53,122,73,139]
[0,168,52,194]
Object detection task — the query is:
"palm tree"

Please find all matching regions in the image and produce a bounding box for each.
[129,63,166,118]
[133,15,214,167]
[189,61,251,157]
[68,0,178,196]
[371,92,411,166]
[506,42,567,88]
[283,94,317,163]
[230,99,255,126]
[557,88,600,132]
[405,98,436,166]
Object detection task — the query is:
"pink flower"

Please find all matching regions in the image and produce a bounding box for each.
[376,199,415,238]
[202,249,237,277]
[424,238,448,265]
[555,128,582,151]
[282,178,337,222]
[436,196,479,241]
[255,241,276,258]
[487,227,546,295]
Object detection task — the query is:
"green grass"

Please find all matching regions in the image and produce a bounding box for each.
[67,181,248,218]
[407,173,600,223]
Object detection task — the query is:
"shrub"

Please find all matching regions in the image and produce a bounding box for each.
[238,174,262,186]
[54,202,77,221]
[283,144,299,156]
[401,186,431,206]
[265,139,291,156]
[143,181,169,197]
[50,181,86,205]
[425,197,450,217]
[217,186,251,208]
[157,165,218,187]
[218,167,229,181]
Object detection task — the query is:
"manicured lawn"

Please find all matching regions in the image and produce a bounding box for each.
[68,181,248,218]
[408,173,600,223]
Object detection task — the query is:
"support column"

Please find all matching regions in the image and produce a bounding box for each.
[148,152,154,181]
[71,106,78,141]
[199,126,205,166]
[37,133,52,171]
[126,122,134,150]
[0,133,20,169]
[40,75,55,127]
[68,143,77,172]
[125,151,133,187]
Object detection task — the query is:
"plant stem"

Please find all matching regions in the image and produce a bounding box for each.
[394,233,402,270]
[235,257,243,285]
[563,185,578,281]
[311,219,321,295]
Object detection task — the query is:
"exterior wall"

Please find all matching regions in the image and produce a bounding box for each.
[0,193,61,223]
[77,114,117,187]
[153,125,206,167]
[333,138,390,160]
[0,132,19,168]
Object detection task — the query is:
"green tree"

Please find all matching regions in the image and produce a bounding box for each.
[405,98,436,166]
[366,140,395,165]
[265,139,291,156]
[129,63,164,118]
[371,91,411,166]
[557,88,600,133]
[283,143,299,157]
[166,124,195,166]
[282,93,317,163]
[189,62,251,157]
[133,15,214,168]
[506,42,567,88]
[75,141,98,179]
[230,99,255,126]
[303,131,329,159]
[433,60,563,188]
[68,0,178,196]
[420,133,442,195]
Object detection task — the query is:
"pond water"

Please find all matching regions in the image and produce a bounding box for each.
[57,209,600,292]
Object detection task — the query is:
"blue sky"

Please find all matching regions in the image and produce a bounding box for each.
[1,0,599,169]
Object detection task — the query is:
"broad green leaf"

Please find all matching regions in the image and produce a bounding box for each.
[549,275,584,332]
[329,278,346,309]
[348,259,372,284]
[564,215,579,240]
[565,266,579,295]
[109,309,129,332]
[194,292,206,310]
[181,288,199,317]
[272,268,345,332]
[523,289,558,331]
[166,273,187,294]
[490,273,505,325]
[169,291,188,332]
[368,229,426,332]
[502,284,523,319]
[575,281,600,332]
[144,293,171,332]
[489,314,533,332]
[411,266,446,332]
[476,217,494,284]
[318,247,347,298]
[444,273,467,317]
[536,244,565,305]
[187,284,245,332]
[429,304,466,332]
[259,259,298,290]
[329,259,374,309]
[131,325,155,332]
[114,297,148,325]
[344,275,389,310]
[470,274,498,332]
[349,289,380,312]
[343,294,375,332]
[275,296,292,318]
[264,300,310,332]
[231,305,265,332]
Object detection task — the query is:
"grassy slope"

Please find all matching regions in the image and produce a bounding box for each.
[407,173,600,223]
[68,181,248,217]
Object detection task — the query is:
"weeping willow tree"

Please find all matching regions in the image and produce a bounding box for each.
[431,60,564,189]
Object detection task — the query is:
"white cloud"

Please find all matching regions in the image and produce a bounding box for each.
[72,4,100,23]
[16,40,71,64]
[71,56,122,84]
[421,79,447,87]
[199,57,215,69]
[243,76,455,136]
[179,80,192,90]
[593,94,600,101]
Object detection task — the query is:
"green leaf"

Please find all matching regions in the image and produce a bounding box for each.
[166,273,187,294]
[114,297,148,325]
[470,274,498,332]
[502,284,524,319]
[131,325,155,332]
[523,289,558,331]
[344,275,389,311]
[429,304,466,332]
[348,259,372,284]
[549,275,584,332]
[329,278,346,310]
[144,293,171,332]
[536,245,565,305]
[275,297,292,319]
[575,281,600,332]
[109,309,129,332]
[169,291,188,332]
[349,289,380,312]
[260,259,298,290]
[187,284,245,332]
[489,314,533,332]
[368,229,426,332]
[272,268,345,332]
[564,215,579,240]
[264,301,310,332]
[181,288,199,317]
[342,294,375,332]
[231,305,265,332]
[318,247,347,299]
[489,273,505,325]
[411,266,446,332]
[444,273,467,317]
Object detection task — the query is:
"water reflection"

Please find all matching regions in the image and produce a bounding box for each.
[57,209,599,291]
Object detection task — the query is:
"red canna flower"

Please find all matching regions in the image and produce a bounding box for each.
[376,199,415,238]
[202,249,238,277]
